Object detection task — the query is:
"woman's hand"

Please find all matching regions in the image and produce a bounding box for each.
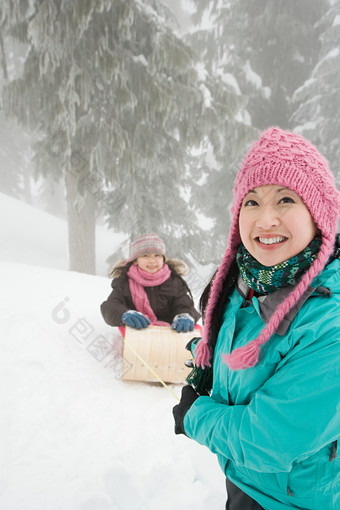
[172,385,199,435]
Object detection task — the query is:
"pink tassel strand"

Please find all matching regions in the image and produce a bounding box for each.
[223,340,261,370]
[194,342,211,369]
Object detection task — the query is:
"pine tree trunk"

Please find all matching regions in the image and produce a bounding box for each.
[65,168,96,274]
[0,32,8,81]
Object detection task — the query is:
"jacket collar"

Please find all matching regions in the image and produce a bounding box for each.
[236,275,332,335]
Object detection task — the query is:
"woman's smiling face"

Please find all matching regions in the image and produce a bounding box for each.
[239,185,317,266]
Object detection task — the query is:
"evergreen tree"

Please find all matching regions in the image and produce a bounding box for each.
[182,1,258,262]
[189,0,325,130]
[182,0,328,263]
[291,0,340,185]
[1,0,218,273]
[0,111,33,201]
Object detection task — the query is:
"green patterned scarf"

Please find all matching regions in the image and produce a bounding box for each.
[236,236,322,294]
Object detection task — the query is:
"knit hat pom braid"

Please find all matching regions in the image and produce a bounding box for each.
[194,220,241,368]
[195,127,340,371]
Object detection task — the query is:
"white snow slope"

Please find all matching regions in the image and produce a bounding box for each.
[0,195,226,510]
[0,192,124,276]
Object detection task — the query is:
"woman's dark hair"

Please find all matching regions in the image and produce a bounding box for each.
[186,258,239,395]
[199,258,239,353]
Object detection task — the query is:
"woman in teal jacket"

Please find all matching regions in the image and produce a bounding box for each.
[173,127,340,510]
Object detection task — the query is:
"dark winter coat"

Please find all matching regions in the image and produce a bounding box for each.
[100,260,200,327]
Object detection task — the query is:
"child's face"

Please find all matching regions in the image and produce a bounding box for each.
[239,185,317,267]
[134,253,164,274]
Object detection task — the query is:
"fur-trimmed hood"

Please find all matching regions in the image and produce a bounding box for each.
[109,258,190,279]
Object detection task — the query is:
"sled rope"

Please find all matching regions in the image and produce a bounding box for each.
[123,338,180,401]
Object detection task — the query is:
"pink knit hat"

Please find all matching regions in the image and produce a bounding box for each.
[195,127,340,371]
[129,233,166,261]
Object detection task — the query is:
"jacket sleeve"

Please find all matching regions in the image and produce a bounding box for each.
[184,327,340,473]
[170,276,201,323]
[100,276,131,326]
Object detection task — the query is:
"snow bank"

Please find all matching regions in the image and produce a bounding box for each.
[0,192,123,276]
[0,261,225,509]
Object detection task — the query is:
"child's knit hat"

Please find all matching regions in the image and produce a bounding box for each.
[195,127,340,371]
[129,233,166,261]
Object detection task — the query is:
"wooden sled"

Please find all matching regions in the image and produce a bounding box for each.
[121,325,199,384]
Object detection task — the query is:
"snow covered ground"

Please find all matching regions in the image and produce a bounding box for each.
[0,194,226,510]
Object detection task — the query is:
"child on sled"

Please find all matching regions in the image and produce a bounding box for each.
[100,233,200,333]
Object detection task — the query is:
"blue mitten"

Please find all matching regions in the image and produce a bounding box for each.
[121,310,151,329]
[171,313,194,333]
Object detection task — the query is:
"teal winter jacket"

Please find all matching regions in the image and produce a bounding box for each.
[184,259,340,510]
